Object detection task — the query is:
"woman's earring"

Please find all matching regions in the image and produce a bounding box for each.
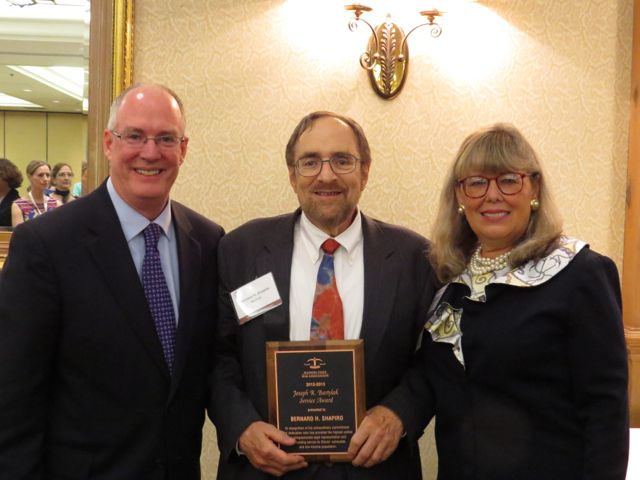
[457,204,465,215]
[530,199,540,211]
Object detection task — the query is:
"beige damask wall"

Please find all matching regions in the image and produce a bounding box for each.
[133,0,633,477]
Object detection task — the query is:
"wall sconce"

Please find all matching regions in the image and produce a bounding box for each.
[345,4,443,99]
[6,0,37,5]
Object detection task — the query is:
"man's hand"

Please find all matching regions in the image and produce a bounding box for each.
[348,405,404,468]
[238,421,308,476]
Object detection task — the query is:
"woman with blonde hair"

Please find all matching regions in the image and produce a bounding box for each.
[11,160,60,226]
[383,124,629,479]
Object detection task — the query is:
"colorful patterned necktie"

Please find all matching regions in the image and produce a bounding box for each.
[141,223,177,373]
[310,238,344,340]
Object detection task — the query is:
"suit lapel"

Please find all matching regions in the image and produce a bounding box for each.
[360,214,398,367]
[169,204,201,397]
[85,184,169,380]
[257,212,298,341]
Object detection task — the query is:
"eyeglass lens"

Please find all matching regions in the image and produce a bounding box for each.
[462,173,525,198]
[115,129,181,147]
[295,154,358,176]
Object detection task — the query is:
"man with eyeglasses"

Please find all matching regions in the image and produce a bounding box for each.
[211,111,436,479]
[0,83,224,479]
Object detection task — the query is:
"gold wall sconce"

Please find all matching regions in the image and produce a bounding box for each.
[345,4,443,99]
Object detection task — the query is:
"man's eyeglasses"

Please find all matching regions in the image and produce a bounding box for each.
[458,172,538,198]
[111,129,185,148]
[294,153,360,177]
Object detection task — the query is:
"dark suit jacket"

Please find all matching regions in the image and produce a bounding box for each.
[0,182,224,480]
[383,247,629,480]
[210,210,436,480]
[0,188,19,226]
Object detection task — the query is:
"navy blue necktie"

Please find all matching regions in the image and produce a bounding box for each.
[141,223,177,373]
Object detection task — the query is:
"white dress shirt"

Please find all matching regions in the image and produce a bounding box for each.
[106,177,180,324]
[289,211,364,341]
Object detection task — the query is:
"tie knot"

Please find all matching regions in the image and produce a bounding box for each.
[143,223,162,248]
[321,238,340,255]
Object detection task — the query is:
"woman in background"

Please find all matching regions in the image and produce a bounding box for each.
[0,158,22,227]
[50,162,76,205]
[12,161,60,226]
[384,123,629,479]
[72,160,87,198]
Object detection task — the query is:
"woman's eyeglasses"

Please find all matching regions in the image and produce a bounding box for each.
[458,172,538,198]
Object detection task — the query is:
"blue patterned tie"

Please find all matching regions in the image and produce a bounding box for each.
[141,223,177,373]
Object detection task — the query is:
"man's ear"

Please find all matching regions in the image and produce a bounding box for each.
[179,136,189,165]
[360,161,370,191]
[288,166,298,193]
[103,129,113,161]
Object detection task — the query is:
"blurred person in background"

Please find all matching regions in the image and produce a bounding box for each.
[50,162,76,205]
[72,160,88,198]
[11,160,60,226]
[0,158,22,227]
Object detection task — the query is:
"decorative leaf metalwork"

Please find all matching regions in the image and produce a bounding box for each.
[345,7,442,99]
[379,22,398,96]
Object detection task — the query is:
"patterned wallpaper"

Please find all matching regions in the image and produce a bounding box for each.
[133,0,633,477]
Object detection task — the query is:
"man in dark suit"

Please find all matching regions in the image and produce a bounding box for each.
[0,84,224,479]
[211,111,435,479]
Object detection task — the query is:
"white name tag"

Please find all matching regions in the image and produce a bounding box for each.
[230,272,283,325]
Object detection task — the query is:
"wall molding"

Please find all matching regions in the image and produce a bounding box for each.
[623,0,640,427]
[627,328,640,425]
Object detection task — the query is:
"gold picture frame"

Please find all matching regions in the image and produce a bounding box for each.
[87,0,135,192]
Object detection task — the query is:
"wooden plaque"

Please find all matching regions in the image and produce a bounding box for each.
[266,340,366,462]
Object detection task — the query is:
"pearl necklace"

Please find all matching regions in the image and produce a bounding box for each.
[468,245,512,275]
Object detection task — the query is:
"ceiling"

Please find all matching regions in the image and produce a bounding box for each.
[0,0,89,113]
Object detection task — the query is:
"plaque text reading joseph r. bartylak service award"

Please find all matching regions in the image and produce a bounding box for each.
[266,340,366,462]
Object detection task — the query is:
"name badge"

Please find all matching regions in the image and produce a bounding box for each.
[231,272,283,325]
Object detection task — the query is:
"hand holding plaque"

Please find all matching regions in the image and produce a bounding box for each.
[348,405,404,467]
[237,421,307,476]
[266,340,366,463]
